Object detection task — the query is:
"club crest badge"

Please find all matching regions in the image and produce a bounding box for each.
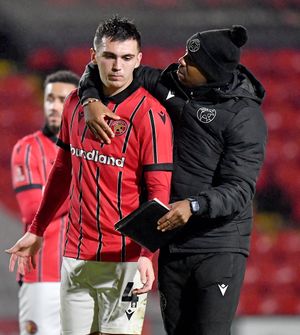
[188,38,201,53]
[197,107,216,123]
[111,120,128,136]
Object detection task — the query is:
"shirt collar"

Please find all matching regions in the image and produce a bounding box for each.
[42,124,58,143]
[100,79,141,105]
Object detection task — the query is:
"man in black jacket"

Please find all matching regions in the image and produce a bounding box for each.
[79,25,267,335]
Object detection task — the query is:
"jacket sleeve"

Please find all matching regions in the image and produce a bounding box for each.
[135,66,162,95]
[195,105,267,219]
[78,62,161,103]
[78,62,102,103]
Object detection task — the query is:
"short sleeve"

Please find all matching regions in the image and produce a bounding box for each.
[11,140,43,192]
[138,101,173,171]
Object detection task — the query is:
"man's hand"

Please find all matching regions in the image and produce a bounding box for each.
[157,199,192,232]
[132,256,155,295]
[5,232,43,275]
[84,100,120,144]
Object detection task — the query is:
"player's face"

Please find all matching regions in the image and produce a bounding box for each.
[44,82,76,134]
[91,37,142,96]
[177,51,207,87]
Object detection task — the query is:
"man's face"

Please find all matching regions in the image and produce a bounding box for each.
[44,82,76,134]
[91,37,142,96]
[177,51,207,87]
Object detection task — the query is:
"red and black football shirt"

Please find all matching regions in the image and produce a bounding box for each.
[57,81,173,262]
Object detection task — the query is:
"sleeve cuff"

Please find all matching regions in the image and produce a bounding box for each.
[194,195,209,216]
[28,220,45,237]
[80,88,101,105]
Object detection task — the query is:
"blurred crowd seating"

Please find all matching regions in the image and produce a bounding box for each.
[0,68,43,215]
[47,0,300,9]
[0,46,300,316]
[238,228,300,315]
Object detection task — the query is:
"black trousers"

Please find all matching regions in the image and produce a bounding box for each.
[158,251,247,335]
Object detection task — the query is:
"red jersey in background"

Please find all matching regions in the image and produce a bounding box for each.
[11,127,68,283]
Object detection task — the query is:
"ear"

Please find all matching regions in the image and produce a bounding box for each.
[90,48,97,64]
[135,52,142,69]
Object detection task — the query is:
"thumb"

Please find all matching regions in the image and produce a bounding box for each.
[140,269,147,285]
[105,110,120,120]
[31,255,37,269]
[5,245,18,254]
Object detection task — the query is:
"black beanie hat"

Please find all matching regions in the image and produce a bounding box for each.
[186,25,248,83]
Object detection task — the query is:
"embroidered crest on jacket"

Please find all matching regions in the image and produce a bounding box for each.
[197,107,216,123]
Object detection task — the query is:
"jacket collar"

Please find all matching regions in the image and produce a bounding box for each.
[163,63,265,104]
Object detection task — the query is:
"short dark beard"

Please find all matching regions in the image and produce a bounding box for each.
[47,124,60,136]
[42,124,59,143]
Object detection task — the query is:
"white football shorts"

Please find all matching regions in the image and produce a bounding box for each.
[19,282,61,335]
[61,257,148,335]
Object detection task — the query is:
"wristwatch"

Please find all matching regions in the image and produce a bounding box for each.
[187,198,200,215]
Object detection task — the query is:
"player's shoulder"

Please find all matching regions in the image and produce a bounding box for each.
[133,87,171,130]
[65,89,80,106]
[12,130,43,158]
[63,89,81,115]
[14,130,43,148]
[137,86,166,111]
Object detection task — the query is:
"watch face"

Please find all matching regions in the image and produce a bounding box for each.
[192,201,198,213]
[189,199,199,214]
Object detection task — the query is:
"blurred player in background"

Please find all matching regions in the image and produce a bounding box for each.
[11,70,79,335]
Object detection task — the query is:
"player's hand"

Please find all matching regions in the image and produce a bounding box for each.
[157,200,192,232]
[84,100,120,144]
[5,232,43,275]
[133,256,155,295]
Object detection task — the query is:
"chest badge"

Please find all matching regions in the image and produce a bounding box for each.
[197,107,216,124]
[111,119,128,136]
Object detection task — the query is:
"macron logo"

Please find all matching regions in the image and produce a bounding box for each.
[70,145,125,168]
[125,309,135,320]
[218,284,228,296]
[158,111,166,124]
[166,90,175,100]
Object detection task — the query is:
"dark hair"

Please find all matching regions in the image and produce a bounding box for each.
[44,70,79,88]
[93,15,141,51]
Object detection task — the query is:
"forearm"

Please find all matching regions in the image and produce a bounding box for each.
[140,170,172,258]
[52,198,69,220]
[197,179,255,219]
[78,62,101,103]
[28,149,72,236]
[144,170,172,204]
